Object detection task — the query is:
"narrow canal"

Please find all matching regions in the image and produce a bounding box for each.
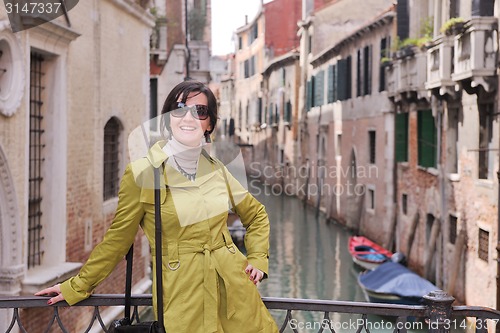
[251,182,372,332]
[251,181,463,333]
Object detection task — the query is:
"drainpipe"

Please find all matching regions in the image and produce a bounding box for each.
[497,170,500,313]
[184,0,191,80]
[437,102,445,288]
[497,75,500,317]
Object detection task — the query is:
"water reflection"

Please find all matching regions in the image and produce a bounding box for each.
[251,183,461,333]
[255,184,364,303]
[252,183,371,331]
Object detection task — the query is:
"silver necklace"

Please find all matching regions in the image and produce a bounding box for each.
[173,156,196,181]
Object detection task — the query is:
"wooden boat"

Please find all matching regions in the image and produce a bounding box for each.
[348,236,393,270]
[358,262,438,305]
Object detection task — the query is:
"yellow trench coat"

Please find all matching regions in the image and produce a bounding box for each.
[60,141,279,333]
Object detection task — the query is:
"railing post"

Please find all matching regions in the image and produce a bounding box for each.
[423,290,455,333]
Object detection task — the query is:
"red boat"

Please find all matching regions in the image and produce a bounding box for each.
[348,236,393,270]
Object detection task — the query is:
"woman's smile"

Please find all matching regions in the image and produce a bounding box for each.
[170,92,211,147]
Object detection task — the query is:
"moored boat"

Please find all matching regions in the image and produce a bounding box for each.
[348,236,393,270]
[358,261,438,305]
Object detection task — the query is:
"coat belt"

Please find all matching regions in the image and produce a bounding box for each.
[176,240,237,333]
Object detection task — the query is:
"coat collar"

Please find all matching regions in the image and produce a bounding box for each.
[146,140,216,168]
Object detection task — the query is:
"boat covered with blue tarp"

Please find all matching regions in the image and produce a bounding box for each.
[358,262,438,305]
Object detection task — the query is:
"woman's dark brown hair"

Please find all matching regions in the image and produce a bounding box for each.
[161,80,218,135]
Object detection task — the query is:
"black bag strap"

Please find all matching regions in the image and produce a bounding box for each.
[153,166,164,329]
[122,166,164,331]
[123,245,134,320]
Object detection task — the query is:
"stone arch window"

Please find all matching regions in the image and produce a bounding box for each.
[103,117,123,200]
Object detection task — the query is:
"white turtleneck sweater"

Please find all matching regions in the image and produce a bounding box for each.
[162,137,202,179]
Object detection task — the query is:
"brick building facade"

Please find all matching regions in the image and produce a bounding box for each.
[0,1,154,331]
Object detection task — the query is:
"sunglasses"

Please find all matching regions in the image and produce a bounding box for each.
[171,102,209,120]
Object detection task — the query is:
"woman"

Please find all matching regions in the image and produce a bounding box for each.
[36,80,279,333]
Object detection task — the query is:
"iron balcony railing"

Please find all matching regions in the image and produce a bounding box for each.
[1,290,500,333]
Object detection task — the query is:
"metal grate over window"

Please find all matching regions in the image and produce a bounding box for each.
[28,52,45,268]
[368,130,376,164]
[478,228,489,261]
[103,118,120,200]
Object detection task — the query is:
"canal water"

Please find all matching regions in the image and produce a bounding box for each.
[251,182,464,333]
[252,182,385,332]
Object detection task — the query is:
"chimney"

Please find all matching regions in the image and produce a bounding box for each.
[245,15,248,25]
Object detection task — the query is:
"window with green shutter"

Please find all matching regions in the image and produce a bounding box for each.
[395,113,409,162]
[285,100,292,123]
[357,49,362,97]
[336,56,352,101]
[337,59,347,101]
[327,64,337,103]
[306,81,312,111]
[417,109,437,168]
[314,70,324,106]
[364,45,372,96]
[346,56,352,99]
[379,37,388,92]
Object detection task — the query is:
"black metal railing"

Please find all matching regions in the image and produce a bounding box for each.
[1,290,500,333]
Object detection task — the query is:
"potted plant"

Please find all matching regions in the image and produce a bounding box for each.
[380,57,392,67]
[440,17,466,36]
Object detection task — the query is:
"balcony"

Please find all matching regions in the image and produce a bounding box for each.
[452,16,498,93]
[426,36,455,96]
[386,48,428,102]
[1,291,500,332]
[150,17,167,67]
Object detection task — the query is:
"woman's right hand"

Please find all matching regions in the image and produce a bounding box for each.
[35,284,65,305]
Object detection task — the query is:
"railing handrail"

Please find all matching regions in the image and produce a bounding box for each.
[2,292,500,332]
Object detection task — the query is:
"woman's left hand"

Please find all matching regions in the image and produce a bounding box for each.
[245,264,264,285]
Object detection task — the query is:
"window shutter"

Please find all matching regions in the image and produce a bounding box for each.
[365,45,372,95]
[337,59,347,101]
[418,110,437,167]
[258,97,262,123]
[285,101,292,123]
[346,56,352,99]
[311,76,316,108]
[379,38,387,92]
[395,113,408,162]
[327,65,334,103]
[306,81,312,111]
[357,49,362,97]
[397,0,409,40]
[332,65,337,102]
[315,70,324,106]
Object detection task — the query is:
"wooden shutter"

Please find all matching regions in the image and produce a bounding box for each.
[397,0,409,40]
[357,49,362,97]
[337,59,347,101]
[365,45,372,95]
[306,80,312,111]
[346,56,352,99]
[395,113,409,162]
[327,65,334,103]
[315,70,324,106]
[418,110,437,168]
